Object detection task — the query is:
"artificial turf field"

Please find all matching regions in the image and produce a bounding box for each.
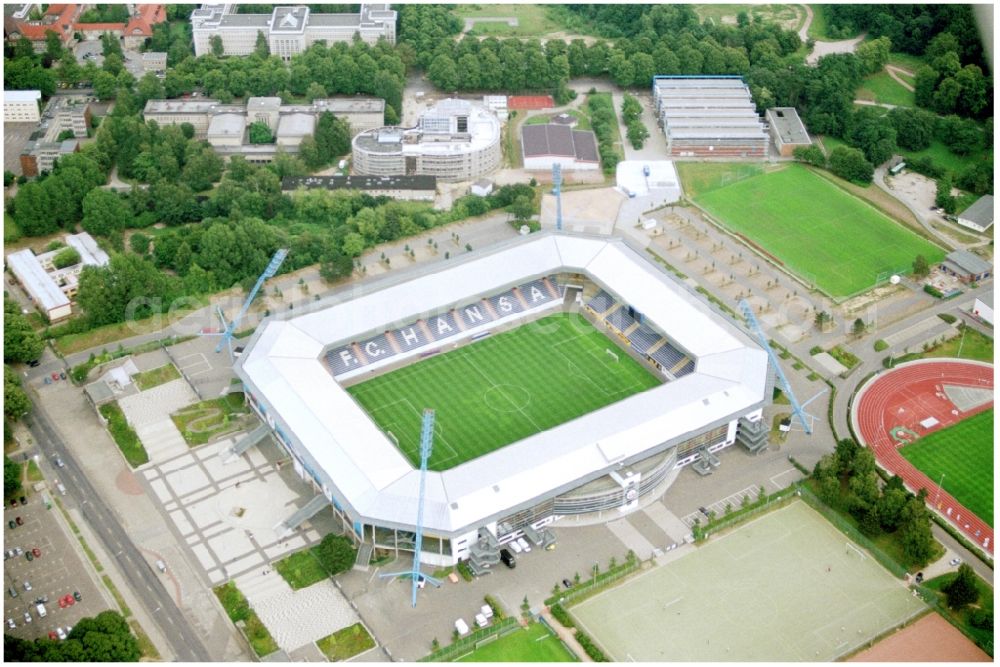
[456,622,576,662]
[346,312,661,471]
[900,408,993,526]
[689,163,945,297]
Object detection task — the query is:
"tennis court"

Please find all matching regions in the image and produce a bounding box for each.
[572,501,926,661]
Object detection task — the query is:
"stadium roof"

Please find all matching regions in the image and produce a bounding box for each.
[237,233,768,535]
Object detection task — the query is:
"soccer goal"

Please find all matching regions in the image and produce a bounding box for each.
[845,542,867,561]
[605,348,620,362]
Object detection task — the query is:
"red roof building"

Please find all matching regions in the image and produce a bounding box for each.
[7,3,80,48]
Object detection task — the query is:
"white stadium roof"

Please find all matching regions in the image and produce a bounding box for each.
[238,234,769,534]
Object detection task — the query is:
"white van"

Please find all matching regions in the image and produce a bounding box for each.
[35,603,46,618]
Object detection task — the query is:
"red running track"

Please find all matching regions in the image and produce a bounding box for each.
[853,360,994,554]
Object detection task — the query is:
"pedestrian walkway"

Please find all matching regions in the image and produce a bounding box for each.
[236,569,361,653]
[119,379,198,463]
[607,516,657,561]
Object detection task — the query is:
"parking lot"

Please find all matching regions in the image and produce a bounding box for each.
[4,122,35,175]
[3,478,110,640]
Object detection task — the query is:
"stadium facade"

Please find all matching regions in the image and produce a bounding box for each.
[236,233,771,568]
[351,99,502,182]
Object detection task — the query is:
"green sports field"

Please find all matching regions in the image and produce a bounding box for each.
[347,313,661,471]
[689,164,945,297]
[900,409,993,526]
[456,623,576,662]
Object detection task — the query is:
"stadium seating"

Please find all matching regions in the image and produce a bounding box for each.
[650,342,686,370]
[674,359,696,377]
[323,277,567,377]
[627,324,662,354]
[586,290,615,314]
[606,307,635,333]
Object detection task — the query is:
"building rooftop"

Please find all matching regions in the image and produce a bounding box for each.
[66,232,110,267]
[5,90,41,103]
[6,249,70,313]
[944,249,993,275]
[276,112,315,138]
[282,175,438,192]
[206,113,245,138]
[766,107,811,146]
[958,195,994,228]
[522,124,599,162]
[143,99,222,114]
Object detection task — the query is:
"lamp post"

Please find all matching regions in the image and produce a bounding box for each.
[934,473,946,507]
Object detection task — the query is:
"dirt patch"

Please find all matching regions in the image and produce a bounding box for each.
[848,612,990,662]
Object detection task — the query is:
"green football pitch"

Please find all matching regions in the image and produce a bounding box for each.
[346,312,662,471]
[690,164,945,297]
[900,408,994,526]
[456,622,576,662]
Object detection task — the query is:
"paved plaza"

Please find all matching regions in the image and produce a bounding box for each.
[140,437,328,586]
[236,569,362,653]
[119,379,199,463]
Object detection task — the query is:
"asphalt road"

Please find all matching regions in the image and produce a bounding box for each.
[25,399,211,662]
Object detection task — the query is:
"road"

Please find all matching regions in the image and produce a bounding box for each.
[25,399,211,662]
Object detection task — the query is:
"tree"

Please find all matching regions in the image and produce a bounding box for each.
[814,310,831,331]
[828,146,874,184]
[136,72,165,105]
[934,175,956,214]
[912,255,930,277]
[248,121,274,145]
[52,247,82,269]
[313,111,351,160]
[852,318,865,337]
[4,366,31,422]
[181,148,224,193]
[319,250,353,283]
[77,253,180,326]
[4,454,22,498]
[508,195,534,222]
[912,65,939,109]
[305,81,327,103]
[210,34,224,58]
[45,29,64,61]
[254,30,269,58]
[792,144,826,167]
[4,299,44,363]
[315,533,356,575]
[82,189,130,238]
[887,107,936,151]
[855,36,891,74]
[943,564,979,609]
[427,53,459,91]
[846,107,897,165]
[92,70,118,101]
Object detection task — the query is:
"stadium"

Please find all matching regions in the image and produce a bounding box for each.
[235,233,772,569]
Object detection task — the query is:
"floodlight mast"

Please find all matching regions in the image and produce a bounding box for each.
[738,299,812,434]
[203,248,289,358]
[378,409,442,607]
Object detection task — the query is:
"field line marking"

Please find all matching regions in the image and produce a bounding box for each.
[458,352,544,433]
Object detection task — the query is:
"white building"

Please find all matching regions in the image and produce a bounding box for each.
[6,232,110,321]
[191,4,396,60]
[957,195,993,233]
[236,233,770,567]
[4,89,41,123]
[352,99,502,182]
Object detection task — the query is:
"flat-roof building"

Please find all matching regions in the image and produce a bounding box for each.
[766,107,811,157]
[283,174,437,201]
[352,99,501,182]
[6,232,109,321]
[653,77,768,158]
[521,124,599,171]
[142,51,167,72]
[191,3,396,60]
[5,89,41,123]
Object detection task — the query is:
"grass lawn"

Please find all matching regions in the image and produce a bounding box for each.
[827,345,860,369]
[347,313,661,471]
[807,5,858,40]
[903,139,991,180]
[693,4,802,30]
[926,327,994,363]
[457,622,576,662]
[675,162,766,199]
[133,363,180,391]
[170,393,250,446]
[128,619,161,660]
[924,571,994,656]
[857,71,915,107]
[689,163,945,297]
[525,109,592,131]
[52,302,203,355]
[901,409,993,526]
[213,582,279,657]
[26,459,43,482]
[887,52,926,74]
[273,549,329,590]
[316,623,375,661]
[98,402,149,467]
[454,4,564,37]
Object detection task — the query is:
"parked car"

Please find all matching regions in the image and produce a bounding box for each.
[516,537,531,553]
[23,581,31,591]
[59,372,66,380]
[8,587,17,598]
[18,496,25,505]
[15,516,23,526]
[8,520,15,530]
[950,558,962,566]
[6,618,14,629]
[34,596,48,604]
[23,611,31,624]
[48,631,57,640]
[54,456,65,468]
[25,551,33,562]
[51,372,59,381]
[72,591,82,602]
[32,548,41,557]
[507,540,522,554]
[27,359,39,368]
[562,578,573,588]
[499,548,516,569]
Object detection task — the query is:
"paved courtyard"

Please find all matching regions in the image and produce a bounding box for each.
[119,379,198,463]
[139,437,329,586]
[236,569,361,653]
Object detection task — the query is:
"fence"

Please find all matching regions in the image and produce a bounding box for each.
[796,485,909,579]
[418,617,519,662]
[544,560,641,608]
[695,486,798,539]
